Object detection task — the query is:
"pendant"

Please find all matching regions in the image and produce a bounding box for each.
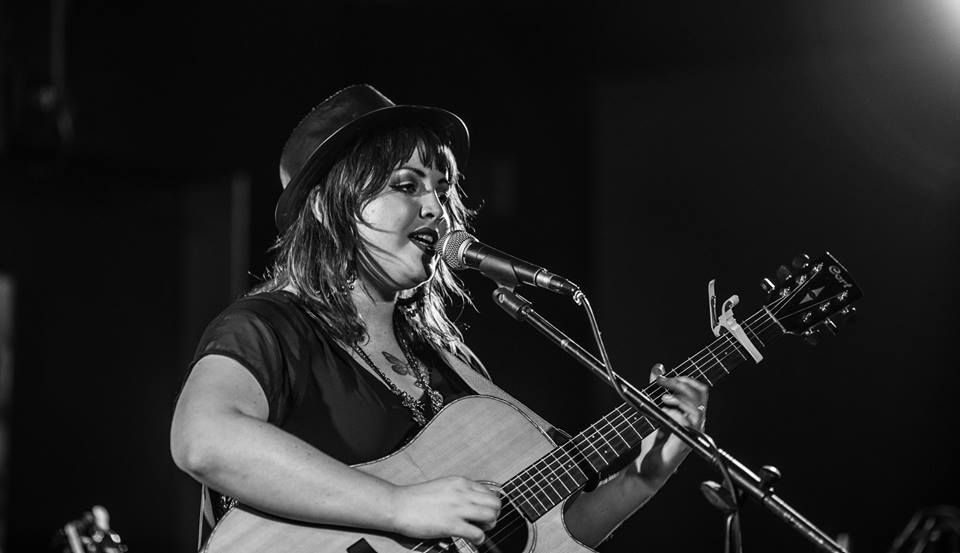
[383,351,411,376]
[401,394,427,426]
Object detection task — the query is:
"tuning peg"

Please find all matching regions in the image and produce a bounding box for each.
[775,265,792,283]
[839,306,857,325]
[802,329,819,346]
[822,318,838,335]
[760,277,776,295]
[791,254,811,270]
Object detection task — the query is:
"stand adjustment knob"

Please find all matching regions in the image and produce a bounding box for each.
[758,465,782,490]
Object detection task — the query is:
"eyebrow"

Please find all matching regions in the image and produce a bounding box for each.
[395,166,449,185]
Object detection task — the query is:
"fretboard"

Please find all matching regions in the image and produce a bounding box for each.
[502,307,784,521]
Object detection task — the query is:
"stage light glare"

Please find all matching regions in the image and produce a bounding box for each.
[931,0,960,46]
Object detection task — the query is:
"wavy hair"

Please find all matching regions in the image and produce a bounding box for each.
[253,124,476,352]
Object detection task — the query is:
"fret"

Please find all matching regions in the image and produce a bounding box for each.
[708,347,728,373]
[720,333,746,364]
[541,453,576,495]
[688,356,713,386]
[584,426,613,466]
[551,462,582,494]
[533,472,564,506]
[608,409,634,450]
[568,436,603,480]
[601,413,635,456]
[701,371,714,385]
[524,486,549,517]
[744,321,765,347]
[504,307,790,523]
[506,484,541,520]
[527,462,563,506]
[557,441,593,490]
[537,460,571,502]
[621,409,646,441]
[590,420,617,467]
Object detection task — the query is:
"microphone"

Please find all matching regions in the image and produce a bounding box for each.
[437,230,580,296]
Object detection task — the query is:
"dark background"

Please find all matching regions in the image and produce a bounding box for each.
[1,1,958,551]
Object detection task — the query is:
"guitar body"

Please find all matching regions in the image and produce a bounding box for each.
[203,395,595,553]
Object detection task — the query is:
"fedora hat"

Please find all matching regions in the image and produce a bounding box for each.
[274,84,470,232]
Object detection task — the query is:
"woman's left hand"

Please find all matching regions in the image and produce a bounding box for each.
[562,363,710,546]
[630,363,710,487]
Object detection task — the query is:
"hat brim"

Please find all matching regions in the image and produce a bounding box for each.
[274,104,469,232]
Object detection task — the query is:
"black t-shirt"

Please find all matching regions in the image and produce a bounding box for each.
[188,290,477,524]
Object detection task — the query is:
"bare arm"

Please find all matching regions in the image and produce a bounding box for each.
[562,368,710,547]
[170,354,500,543]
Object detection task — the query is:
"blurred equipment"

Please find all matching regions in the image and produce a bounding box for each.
[889,506,960,553]
[53,506,126,553]
[0,275,14,553]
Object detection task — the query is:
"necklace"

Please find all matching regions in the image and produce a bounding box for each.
[352,339,444,426]
[382,351,412,376]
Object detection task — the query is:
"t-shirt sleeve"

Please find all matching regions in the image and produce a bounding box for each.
[191,303,287,422]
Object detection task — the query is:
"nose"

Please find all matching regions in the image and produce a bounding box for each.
[419,189,444,221]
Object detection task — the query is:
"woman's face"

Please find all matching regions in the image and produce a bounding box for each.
[355,150,451,295]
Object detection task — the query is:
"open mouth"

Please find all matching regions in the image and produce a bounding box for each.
[408,228,439,252]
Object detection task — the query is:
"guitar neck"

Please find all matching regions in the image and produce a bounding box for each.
[503,306,785,521]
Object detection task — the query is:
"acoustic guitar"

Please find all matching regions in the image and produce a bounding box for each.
[203,253,861,553]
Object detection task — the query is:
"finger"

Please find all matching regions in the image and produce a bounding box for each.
[461,504,499,525]
[661,405,687,426]
[662,394,704,422]
[649,363,665,383]
[468,481,497,495]
[468,491,502,510]
[452,523,485,546]
[659,378,706,404]
[675,376,710,399]
[479,516,500,531]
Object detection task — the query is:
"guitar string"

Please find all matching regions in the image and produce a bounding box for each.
[413,277,830,552]
[474,315,785,551]
[411,294,794,553]
[411,321,771,553]
[499,275,822,506]
[411,302,788,553]
[478,280,838,549]
[502,326,766,512]
[501,301,782,503]
[475,288,826,550]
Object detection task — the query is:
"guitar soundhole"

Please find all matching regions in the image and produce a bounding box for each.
[477,499,530,553]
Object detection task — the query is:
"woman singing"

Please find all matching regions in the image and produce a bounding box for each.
[170,84,709,551]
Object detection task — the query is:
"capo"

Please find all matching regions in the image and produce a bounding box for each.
[708,279,763,363]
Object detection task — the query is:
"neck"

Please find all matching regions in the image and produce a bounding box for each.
[351,282,398,344]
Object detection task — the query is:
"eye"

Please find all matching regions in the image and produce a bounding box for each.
[437,190,450,204]
[390,181,417,194]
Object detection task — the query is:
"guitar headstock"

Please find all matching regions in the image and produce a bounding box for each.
[56,506,127,553]
[762,252,862,342]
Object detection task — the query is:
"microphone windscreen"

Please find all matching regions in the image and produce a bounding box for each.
[437,230,474,270]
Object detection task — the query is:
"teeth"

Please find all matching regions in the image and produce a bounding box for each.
[409,231,437,246]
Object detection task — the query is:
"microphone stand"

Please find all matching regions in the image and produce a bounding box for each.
[492,286,847,553]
